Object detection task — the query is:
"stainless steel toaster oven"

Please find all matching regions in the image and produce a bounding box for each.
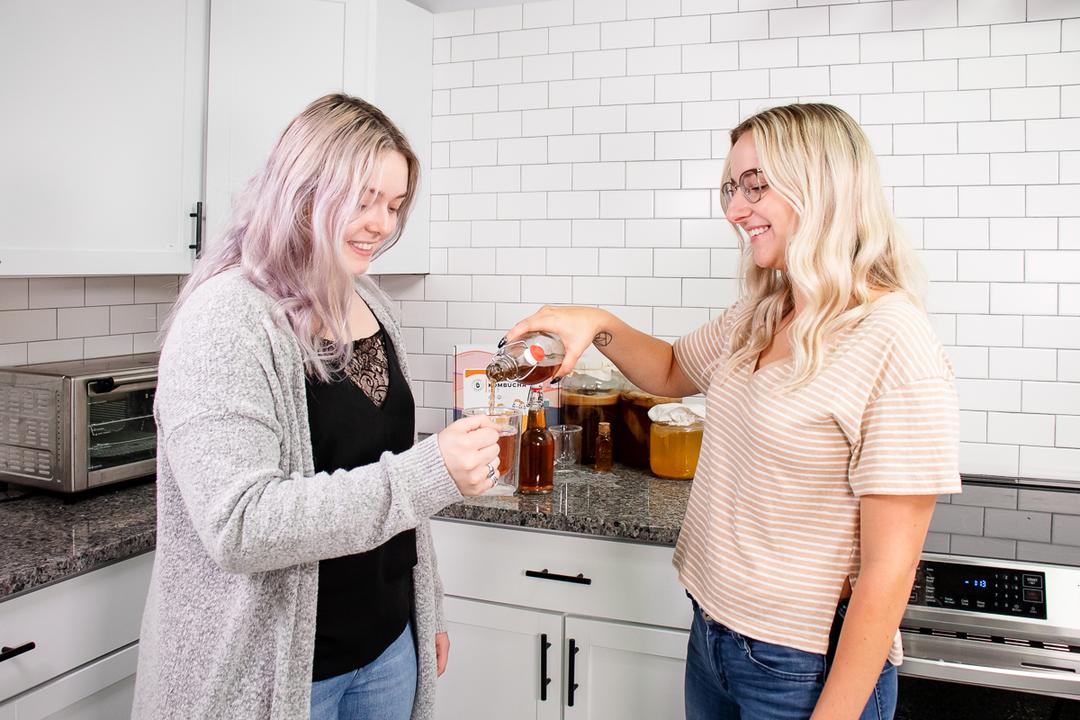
[0,353,159,493]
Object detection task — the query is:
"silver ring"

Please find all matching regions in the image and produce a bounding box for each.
[486,462,498,486]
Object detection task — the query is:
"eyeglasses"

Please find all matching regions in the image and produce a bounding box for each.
[720,168,769,212]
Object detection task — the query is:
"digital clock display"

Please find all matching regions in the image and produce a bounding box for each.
[963,578,988,588]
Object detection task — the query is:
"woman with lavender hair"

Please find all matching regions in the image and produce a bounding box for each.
[133,94,501,720]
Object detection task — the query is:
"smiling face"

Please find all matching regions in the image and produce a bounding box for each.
[342,150,409,275]
[723,133,799,272]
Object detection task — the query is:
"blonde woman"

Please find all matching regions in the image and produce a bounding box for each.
[134,94,502,720]
[504,103,960,719]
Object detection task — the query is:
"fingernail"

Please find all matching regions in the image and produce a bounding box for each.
[550,376,561,385]
[497,336,507,348]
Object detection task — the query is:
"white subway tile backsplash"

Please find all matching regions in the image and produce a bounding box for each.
[829,2,890,34]
[452,33,499,63]
[1028,185,1080,217]
[1030,0,1080,21]
[1028,119,1080,151]
[434,10,474,38]
[682,0,739,14]
[600,19,653,49]
[959,186,1026,217]
[988,412,1056,445]
[769,6,829,37]
[549,134,600,162]
[712,11,770,42]
[989,218,1056,249]
[656,16,711,46]
[473,166,521,193]
[498,191,548,219]
[627,160,682,189]
[549,78,599,107]
[575,0,626,24]
[574,48,627,78]
[770,66,831,96]
[601,76,655,104]
[58,307,109,339]
[958,56,1027,89]
[991,283,1058,315]
[476,57,524,86]
[628,0,680,20]
[521,275,573,303]
[801,34,861,65]
[88,334,136,360]
[654,306,709,336]
[894,186,958,217]
[1026,316,1080,349]
[28,278,83,309]
[477,5,523,33]
[656,189,711,217]
[959,121,1026,153]
[895,59,960,92]
[425,275,473,302]
[925,26,989,59]
[26,339,82,364]
[990,87,1060,120]
[655,73,711,102]
[85,277,133,306]
[549,190,600,217]
[500,28,549,57]
[925,90,989,122]
[991,21,1061,56]
[829,62,893,94]
[1027,251,1080,282]
[893,0,957,31]
[627,219,680,247]
[600,189,655,217]
[956,378,1022,411]
[447,301,496,328]
[472,220,523,246]
[991,152,1059,185]
[1021,446,1080,480]
[958,314,1023,346]
[524,0,573,28]
[739,38,798,69]
[1059,415,1080,448]
[523,54,574,83]
[927,281,988,313]
[958,0,1025,26]
[450,193,498,220]
[627,277,682,306]
[599,248,653,275]
[710,69,772,99]
[859,31,922,64]
[522,219,571,246]
[573,162,626,190]
[655,248,711,277]
[572,275,625,303]
[948,345,989,377]
[990,347,1058,380]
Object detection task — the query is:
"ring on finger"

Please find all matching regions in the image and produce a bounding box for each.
[486,461,499,486]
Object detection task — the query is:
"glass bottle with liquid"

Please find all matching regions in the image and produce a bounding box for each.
[518,386,554,494]
[486,332,565,385]
[594,421,613,472]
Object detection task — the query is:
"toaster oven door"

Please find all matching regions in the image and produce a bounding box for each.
[74,374,158,491]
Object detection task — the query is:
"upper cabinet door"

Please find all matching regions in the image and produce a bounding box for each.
[0,0,208,277]
[204,0,431,274]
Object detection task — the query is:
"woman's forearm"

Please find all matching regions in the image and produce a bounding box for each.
[590,312,699,398]
[810,568,914,720]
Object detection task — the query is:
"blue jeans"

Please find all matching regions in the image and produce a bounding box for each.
[310,623,417,720]
[685,599,897,720]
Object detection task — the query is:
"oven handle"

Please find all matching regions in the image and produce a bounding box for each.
[901,656,1080,699]
[88,374,157,396]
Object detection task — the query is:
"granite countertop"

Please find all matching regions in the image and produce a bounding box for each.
[0,465,689,601]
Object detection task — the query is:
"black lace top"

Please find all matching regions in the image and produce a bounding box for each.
[306,324,417,681]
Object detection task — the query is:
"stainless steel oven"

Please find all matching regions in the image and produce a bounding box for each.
[0,353,159,493]
[901,553,1080,700]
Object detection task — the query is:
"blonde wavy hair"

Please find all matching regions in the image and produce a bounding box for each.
[166,93,419,381]
[721,103,926,391]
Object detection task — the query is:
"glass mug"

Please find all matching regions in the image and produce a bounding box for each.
[549,424,582,470]
[462,406,523,494]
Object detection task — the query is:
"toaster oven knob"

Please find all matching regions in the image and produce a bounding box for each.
[89,378,117,394]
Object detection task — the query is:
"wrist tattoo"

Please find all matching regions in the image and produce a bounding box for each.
[593,331,612,347]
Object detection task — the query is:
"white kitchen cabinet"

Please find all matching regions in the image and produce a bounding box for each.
[437,596,563,720]
[0,552,153,718]
[0,0,208,276]
[204,0,432,274]
[431,519,691,719]
[563,617,687,720]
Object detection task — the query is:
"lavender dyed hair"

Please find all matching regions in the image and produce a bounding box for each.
[165,93,419,381]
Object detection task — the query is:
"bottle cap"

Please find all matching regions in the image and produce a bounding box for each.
[526,344,545,364]
[599,421,611,432]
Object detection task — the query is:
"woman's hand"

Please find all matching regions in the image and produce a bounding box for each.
[436,416,501,496]
[435,632,450,677]
[503,305,611,379]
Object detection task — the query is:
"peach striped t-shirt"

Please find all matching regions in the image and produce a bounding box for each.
[672,294,961,664]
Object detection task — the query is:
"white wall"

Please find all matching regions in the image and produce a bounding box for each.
[390,0,1080,483]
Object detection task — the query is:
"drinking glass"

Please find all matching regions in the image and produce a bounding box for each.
[549,424,582,470]
[462,406,523,495]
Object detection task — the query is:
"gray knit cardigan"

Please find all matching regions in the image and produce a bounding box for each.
[132,269,462,719]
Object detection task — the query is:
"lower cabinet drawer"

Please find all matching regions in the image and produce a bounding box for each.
[0,552,153,702]
[432,520,691,631]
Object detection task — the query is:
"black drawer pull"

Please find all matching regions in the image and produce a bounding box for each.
[525,569,592,585]
[539,633,552,701]
[1,642,36,663]
[567,638,580,707]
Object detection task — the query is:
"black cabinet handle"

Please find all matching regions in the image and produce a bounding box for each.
[539,633,552,701]
[567,638,580,707]
[1,642,36,663]
[525,568,592,585]
[188,201,203,256]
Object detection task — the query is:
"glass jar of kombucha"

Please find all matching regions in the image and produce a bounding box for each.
[615,386,682,469]
[648,404,705,480]
[558,360,623,465]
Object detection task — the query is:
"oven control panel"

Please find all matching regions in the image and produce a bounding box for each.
[908,560,1047,619]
